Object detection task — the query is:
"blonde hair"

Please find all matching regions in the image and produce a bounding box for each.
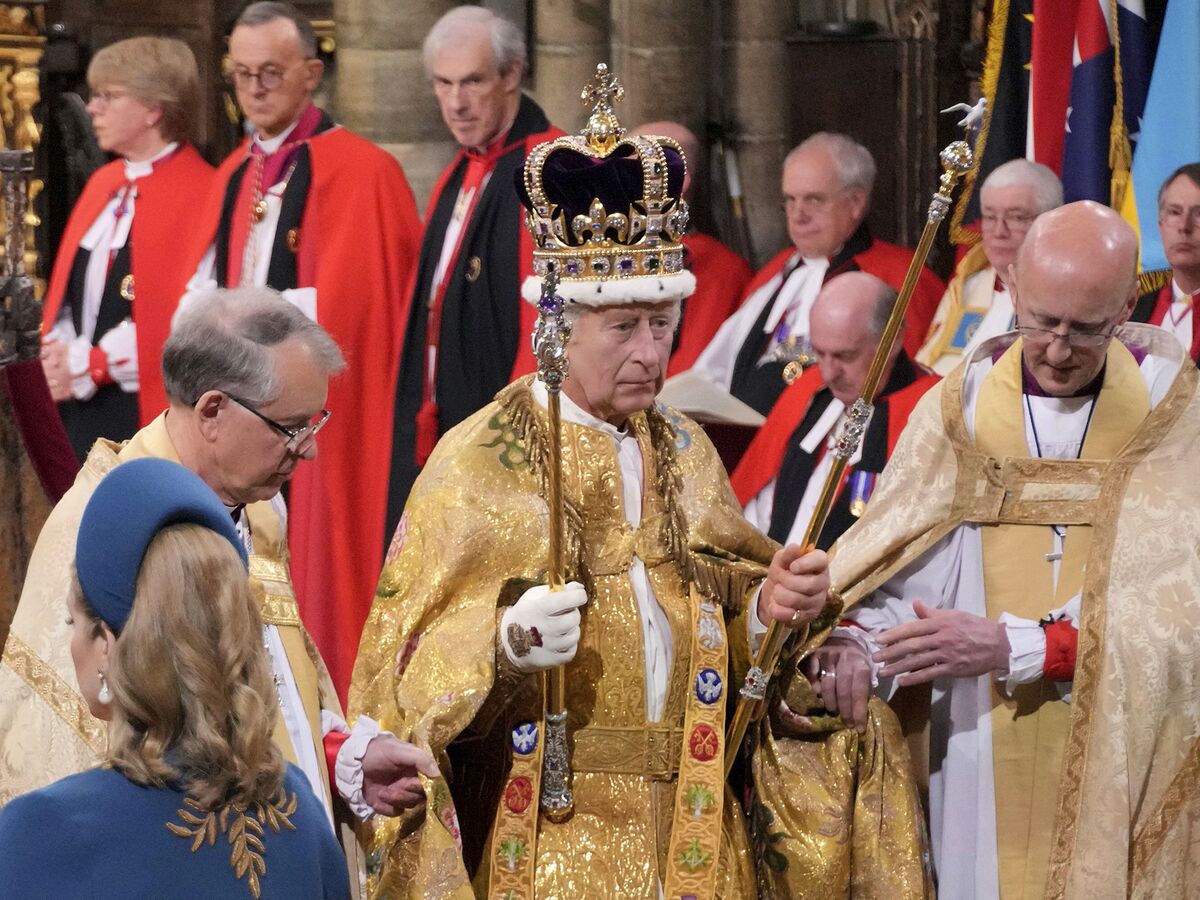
[87,36,201,144]
[100,524,283,810]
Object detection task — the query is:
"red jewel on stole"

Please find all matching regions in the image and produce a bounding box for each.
[688,724,719,762]
[504,776,534,814]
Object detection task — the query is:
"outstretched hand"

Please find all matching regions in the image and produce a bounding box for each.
[874,600,1010,686]
[361,735,440,817]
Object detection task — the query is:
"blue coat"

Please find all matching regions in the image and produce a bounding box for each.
[0,763,349,898]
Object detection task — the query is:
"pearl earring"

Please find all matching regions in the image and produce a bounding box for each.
[97,672,112,705]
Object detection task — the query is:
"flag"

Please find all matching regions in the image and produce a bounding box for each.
[950,0,1033,244]
[952,0,1154,242]
[1120,0,1200,272]
[1060,1,1150,205]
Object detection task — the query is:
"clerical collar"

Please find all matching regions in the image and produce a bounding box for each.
[123,141,179,180]
[1172,277,1198,303]
[1021,361,1106,399]
[253,104,320,154]
[530,379,632,442]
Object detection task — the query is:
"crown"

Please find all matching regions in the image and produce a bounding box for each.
[516,64,694,306]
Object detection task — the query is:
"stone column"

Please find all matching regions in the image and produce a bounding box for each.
[608,0,710,139]
[531,0,610,133]
[719,0,793,266]
[333,0,458,207]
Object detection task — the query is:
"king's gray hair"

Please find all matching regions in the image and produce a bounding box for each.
[423,5,527,76]
[163,288,344,407]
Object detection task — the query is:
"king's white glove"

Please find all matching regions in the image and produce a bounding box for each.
[499,581,587,673]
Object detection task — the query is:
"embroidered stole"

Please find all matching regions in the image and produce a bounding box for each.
[484,413,731,898]
[973,340,1148,897]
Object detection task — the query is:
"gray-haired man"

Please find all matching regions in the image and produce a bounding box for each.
[0,289,435,846]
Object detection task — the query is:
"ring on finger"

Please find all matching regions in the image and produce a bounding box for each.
[789,608,805,625]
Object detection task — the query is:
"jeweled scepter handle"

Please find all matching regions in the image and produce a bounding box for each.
[532,267,574,820]
[723,101,985,777]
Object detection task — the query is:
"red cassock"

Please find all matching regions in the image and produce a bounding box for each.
[668,232,753,378]
[181,128,422,701]
[730,362,939,513]
[740,238,944,360]
[41,145,215,423]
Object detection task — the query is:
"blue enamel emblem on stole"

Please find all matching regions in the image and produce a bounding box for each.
[511,722,539,755]
[694,668,723,705]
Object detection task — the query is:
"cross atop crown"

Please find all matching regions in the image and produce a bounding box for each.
[581,63,625,154]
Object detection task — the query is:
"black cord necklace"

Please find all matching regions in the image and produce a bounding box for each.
[1024,393,1097,561]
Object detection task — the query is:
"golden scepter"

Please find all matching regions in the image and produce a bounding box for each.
[724,99,986,777]
[532,266,574,820]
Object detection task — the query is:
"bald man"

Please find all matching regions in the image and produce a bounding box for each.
[732,272,938,549]
[628,121,752,375]
[796,201,1200,896]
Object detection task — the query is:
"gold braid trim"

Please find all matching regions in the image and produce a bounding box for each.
[496,381,584,575]
[644,403,695,590]
[2,634,106,755]
[689,549,757,614]
[1130,735,1200,883]
[1137,268,1170,296]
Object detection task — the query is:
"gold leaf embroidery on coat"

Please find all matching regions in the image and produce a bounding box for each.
[165,790,298,898]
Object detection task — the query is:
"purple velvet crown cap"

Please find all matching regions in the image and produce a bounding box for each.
[514,141,686,245]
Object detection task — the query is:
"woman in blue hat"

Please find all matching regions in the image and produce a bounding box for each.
[0,458,348,898]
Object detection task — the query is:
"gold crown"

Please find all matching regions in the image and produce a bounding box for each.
[520,64,693,302]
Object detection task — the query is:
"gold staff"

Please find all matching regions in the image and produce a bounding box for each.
[724,100,986,777]
[531,266,574,819]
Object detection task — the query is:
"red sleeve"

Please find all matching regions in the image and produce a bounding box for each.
[1042,619,1077,681]
[323,730,351,799]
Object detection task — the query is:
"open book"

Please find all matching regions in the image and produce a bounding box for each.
[657,369,766,427]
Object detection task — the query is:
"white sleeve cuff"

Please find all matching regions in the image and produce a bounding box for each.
[97,320,139,392]
[333,714,393,821]
[66,336,98,401]
[830,624,882,689]
[997,613,1046,688]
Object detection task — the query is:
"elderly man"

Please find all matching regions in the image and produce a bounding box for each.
[179,1,422,696]
[0,291,435,856]
[692,132,944,416]
[734,272,939,550]
[628,120,753,376]
[806,201,1200,897]
[916,158,1062,374]
[352,78,833,898]
[1130,162,1200,363]
[384,5,563,536]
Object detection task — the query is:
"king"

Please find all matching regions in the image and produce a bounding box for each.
[349,65,833,898]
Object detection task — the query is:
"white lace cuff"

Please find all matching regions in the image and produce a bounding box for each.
[332,714,391,821]
[830,624,882,688]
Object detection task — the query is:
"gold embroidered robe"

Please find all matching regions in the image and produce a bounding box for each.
[349,377,788,899]
[829,325,1200,898]
[0,414,341,809]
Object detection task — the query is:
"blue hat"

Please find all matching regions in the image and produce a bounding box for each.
[75,458,249,633]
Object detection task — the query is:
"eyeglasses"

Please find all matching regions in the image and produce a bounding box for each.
[980,210,1037,230]
[225,58,310,92]
[1014,322,1117,349]
[227,395,330,453]
[1159,204,1200,229]
[89,88,131,108]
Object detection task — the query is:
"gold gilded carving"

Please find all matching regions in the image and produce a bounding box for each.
[0,4,44,282]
